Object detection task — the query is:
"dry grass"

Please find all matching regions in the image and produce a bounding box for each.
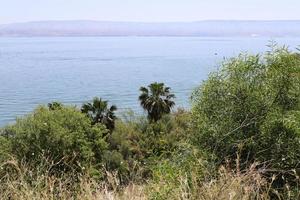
[0,159,146,200]
[1,179,146,200]
[0,159,298,200]
[195,165,271,200]
[147,163,275,200]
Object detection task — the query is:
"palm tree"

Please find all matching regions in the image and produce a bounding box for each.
[81,97,117,131]
[139,82,175,122]
[48,102,63,110]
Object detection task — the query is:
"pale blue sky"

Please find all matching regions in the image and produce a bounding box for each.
[1,0,300,24]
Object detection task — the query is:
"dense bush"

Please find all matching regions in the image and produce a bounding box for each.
[146,144,207,200]
[2,106,108,176]
[191,46,300,186]
[105,109,192,183]
[0,105,192,188]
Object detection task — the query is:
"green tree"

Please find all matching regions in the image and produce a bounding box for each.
[191,46,300,186]
[81,97,117,131]
[139,82,175,122]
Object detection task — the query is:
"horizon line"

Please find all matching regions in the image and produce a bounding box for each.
[2,19,300,25]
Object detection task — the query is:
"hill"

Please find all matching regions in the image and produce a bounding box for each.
[1,20,300,37]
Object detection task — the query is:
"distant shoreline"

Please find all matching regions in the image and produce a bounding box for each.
[1,20,300,37]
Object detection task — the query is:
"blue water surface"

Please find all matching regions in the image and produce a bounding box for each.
[0,36,300,126]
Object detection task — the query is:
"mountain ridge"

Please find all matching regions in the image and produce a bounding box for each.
[1,20,300,37]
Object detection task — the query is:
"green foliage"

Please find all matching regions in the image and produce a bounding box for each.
[48,101,63,110]
[0,106,192,186]
[191,46,300,186]
[139,111,192,158]
[103,109,192,184]
[139,82,175,122]
[2,106,108,175]
[0,135,11,163]
[146,144,207,200]
[81,97,117,131]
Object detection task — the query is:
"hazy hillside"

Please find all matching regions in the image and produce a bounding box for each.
[0,20,300,37]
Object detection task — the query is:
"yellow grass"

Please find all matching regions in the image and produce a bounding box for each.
[1,160,291,200]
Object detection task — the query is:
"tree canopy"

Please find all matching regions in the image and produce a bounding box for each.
[81,97,117,131]
[139,82,175,122]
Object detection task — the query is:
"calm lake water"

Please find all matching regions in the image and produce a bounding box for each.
[0,37,300,127]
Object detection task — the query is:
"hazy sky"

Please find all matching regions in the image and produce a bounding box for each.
[1,0,300,24]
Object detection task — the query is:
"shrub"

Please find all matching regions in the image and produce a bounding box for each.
[138,109,192,158]
[2,106,108,176]
[191,46,300,186]
[146,144,208,200]
[104,109,193,184]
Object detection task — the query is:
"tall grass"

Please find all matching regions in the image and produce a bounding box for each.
[146,161,276,200]
[0,158,146,200]
[1,157,298,200]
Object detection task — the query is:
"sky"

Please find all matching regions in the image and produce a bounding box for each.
[1,0,300,24]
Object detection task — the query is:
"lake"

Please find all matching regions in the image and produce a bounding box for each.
[0,37,300,127]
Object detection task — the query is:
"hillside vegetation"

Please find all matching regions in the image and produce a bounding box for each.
[0,45,299,199]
